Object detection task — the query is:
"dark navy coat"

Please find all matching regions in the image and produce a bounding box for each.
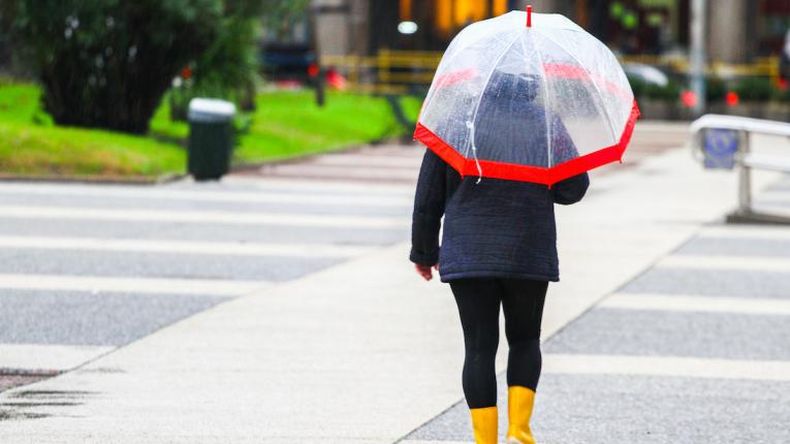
[409,151,588,282]
[409,82,589,282]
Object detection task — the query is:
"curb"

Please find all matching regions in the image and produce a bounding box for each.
[0,173,187,186]
[230,136,412,174]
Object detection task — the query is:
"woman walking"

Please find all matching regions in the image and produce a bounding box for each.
[410,73,589,444]
[410,8,638,443]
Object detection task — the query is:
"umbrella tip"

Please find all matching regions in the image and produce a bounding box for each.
[526,5,532,28]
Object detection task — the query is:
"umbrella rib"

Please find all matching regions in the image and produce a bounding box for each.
[538,32,619,142]
[530,33,555,169]
[422,29,518,118]
[466,32,523,163]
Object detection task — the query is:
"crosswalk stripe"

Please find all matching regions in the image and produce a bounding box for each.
[698,225,790,241]
[220,176,415,194]
[0,274,267,296]
[755,189,790,201]
[399,441,471,444]
[217,175,414,197]
[0,205,406,229]
[0,236,372,258]
[658,254,790,272]
[0,183,412,207]
[312,154,422,168]
[600,293,790,315]
[0,344,113,372]
[543,354,790,381]
[259,164,419,182]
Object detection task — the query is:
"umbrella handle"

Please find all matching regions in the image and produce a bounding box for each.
[526,5,532,28]
[465,120,484,184]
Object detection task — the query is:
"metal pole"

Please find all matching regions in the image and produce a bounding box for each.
[576,0,588,27]
[737,131,751,215]
[316,68,326,107]
[309,1,325,107]
[690,0,707,116]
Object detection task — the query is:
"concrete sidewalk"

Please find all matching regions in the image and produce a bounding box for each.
[0,133,782,442]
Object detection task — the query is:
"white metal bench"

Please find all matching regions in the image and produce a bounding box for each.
[690,114,790,224]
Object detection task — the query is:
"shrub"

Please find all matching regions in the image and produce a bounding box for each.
[169,0,264,120]
[169,0,311,120]
[626,74,647,98]
[645,81,682,101]
[732,77,776,102]
[627,74,682,102]
[705,76,726,102]
[11,0,223,134]
[773,86,790,102]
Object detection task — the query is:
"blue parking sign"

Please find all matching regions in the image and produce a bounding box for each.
[703,128,740,170]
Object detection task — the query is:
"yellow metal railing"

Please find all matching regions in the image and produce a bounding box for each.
[321,50,782,94]
[618,54,780,81]
[321,50,442,94]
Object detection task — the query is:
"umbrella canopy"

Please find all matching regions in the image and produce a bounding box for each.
[414,7,640,185]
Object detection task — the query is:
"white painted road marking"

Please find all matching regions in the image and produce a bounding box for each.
[0,182,413,207]
[258,163,420,182]
[658,254,790,272]
[0,205,406,229]
[0,344,114,372]
[0,236,372,258]
[209,175,416,195]
[0,274,268,296]
[698,225,790,241]
[312,153,422,168]
[601,293,790,316]
[400,441,471,444]
[544,354,790,381]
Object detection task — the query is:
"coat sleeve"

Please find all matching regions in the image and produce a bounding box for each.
[552,172,590,205]
[410,150,448,266]
[549,115,590,205]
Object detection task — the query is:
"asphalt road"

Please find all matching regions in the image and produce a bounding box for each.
[6,123,788,443]
[0,144,418,390]
[0,127,676,385]
[402,175,790,444]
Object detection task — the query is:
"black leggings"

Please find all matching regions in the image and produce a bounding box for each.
[450,278,548,409]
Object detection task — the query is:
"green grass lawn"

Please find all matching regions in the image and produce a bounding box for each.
[0,83,185,178]
[236,91,420,163]
[0,81,421,179]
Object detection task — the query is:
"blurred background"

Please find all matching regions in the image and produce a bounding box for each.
[0,0,787,180]
[0,2,789,442]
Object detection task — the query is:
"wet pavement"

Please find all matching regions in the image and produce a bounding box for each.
[0,143,418,393]
[5,122,787,443]
[401,177,790,444]
[0,126,677,396]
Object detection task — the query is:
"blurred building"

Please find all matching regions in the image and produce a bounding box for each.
[312,0,790,62]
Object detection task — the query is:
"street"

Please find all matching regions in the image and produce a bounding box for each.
[405,197,790,443]
[1,124,790,443]
[3,0,789,442]
[0,144,416,390]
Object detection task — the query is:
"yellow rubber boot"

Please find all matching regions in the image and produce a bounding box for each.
[469,406,498,444]
[506,386,536,444]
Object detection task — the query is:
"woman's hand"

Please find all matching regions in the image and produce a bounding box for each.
[415,263,439,281]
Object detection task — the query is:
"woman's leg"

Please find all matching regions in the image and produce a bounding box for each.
[501,279,547,389]
[501,279,548,444]
[450,278,503,408]
[450,278,503,444]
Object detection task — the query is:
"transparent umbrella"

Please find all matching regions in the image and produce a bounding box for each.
[414,6,640,185]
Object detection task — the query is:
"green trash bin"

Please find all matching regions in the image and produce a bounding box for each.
[187,98,236,181]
